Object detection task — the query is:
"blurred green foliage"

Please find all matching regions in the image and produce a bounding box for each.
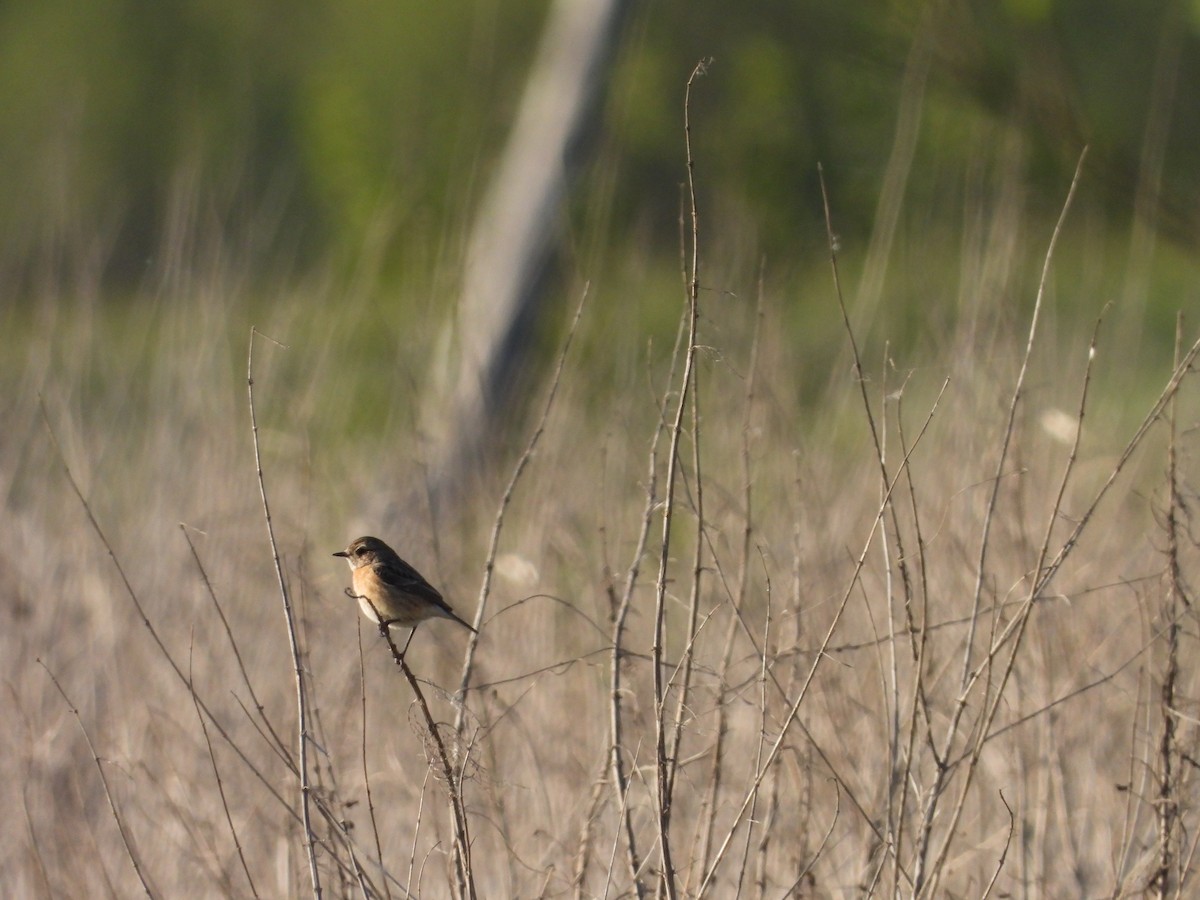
[0,0,547,284]
[0,0,1197,304]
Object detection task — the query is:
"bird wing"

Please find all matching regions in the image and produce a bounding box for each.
[373,559,451,610]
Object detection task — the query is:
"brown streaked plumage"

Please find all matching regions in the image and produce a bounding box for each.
[334,536,475,654]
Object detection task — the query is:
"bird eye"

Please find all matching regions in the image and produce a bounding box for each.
[354,546,368,556]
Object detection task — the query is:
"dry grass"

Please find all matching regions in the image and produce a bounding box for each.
[4,162,1200,899]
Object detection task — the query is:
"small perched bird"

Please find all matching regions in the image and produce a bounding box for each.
[334,535,476,656]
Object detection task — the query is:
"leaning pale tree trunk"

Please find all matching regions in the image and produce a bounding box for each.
[415,0,631,511]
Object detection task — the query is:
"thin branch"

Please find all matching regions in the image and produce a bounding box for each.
[733,564,772,897]
[651,57,710,900]
[247,327,322,899]
[454,285,589,721]
[693,264,767,892]
[375,616,476,900]
[358,619,392,900]
[786,783,840,898]
[41,398,381,893]
[959,149,1088,691]
[697,372,947,898]
[979,791,1015,900]
[665,292,705,802]
[924,256,1102,898]
[913,151,1087,896]
[571,759,610,898]
[39,401,346,862]
[608,394,665,899]
[1153,311,1187,898]
[187,637,260,899]
[179,523,293,766]
[40,659,156,897]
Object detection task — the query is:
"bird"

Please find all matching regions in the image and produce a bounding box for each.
[334,535,476,657]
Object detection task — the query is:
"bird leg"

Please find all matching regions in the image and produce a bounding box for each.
[347,590,418,661]
[395,626,417,658]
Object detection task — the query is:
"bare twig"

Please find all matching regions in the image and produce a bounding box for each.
[603,740,644,900]
[925,280,1111,898]
[959,150,1088,689]
[376,618,476,900]
[408,768,432,898]
[246,327,322,899]
[786,783,840,898]
[40,401,360,873]
[651,57,710,900]
[187,638,260,898]
[980,791,1015,900]
[603,298,702,899]
[734,563,772,897]
[697,375,947,897]
[572,761,610,898]
[608,401,664,899]
[890,384,937,898]
[693,265,766,892]
[913,151,1087,897]
[454,285,589,722]
[665,300,705,802]
[357,619,392,900]
[179,523,293,767]
[1153,312,1188,897]
[40,659,156,897]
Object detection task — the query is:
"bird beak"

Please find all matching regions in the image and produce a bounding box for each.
[333,550,350,558]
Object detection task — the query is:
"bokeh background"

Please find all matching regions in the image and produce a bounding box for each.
[3,1,1198,328]
[4,2,1200,897]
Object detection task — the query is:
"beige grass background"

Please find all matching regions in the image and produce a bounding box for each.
[3,166,1199,898]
